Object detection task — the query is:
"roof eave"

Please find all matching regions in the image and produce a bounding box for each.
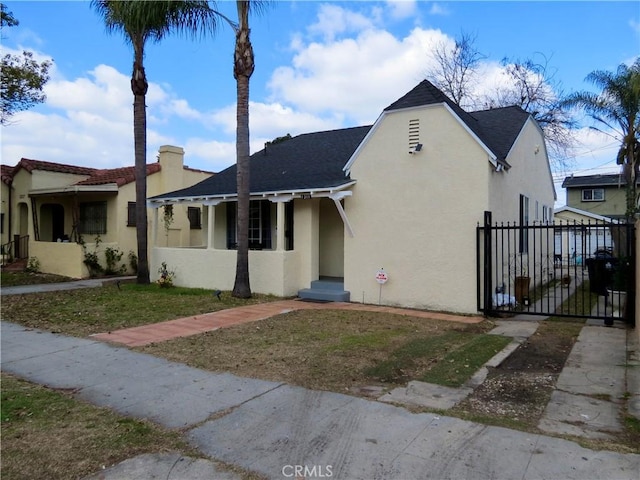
[148,181,357,207]
[28,184,119,196]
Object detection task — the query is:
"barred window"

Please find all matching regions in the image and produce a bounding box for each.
[127,202,136,227]
[79,202,107,235]
[188,207,201,229]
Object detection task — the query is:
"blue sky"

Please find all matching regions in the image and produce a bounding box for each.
[2,1,639,206]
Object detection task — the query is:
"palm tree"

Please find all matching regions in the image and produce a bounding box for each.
[232,1,268,298]
[564,59,640,219]
[91,0,224,283]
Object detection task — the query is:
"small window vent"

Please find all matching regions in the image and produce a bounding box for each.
[408,119,420,152]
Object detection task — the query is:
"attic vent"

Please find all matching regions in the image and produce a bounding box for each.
[408,119,420,152]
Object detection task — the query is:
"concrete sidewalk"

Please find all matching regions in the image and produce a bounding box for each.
[0,276,136,295]
[2,320,638,480]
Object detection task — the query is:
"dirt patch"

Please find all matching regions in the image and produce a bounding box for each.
[453,320,582,427]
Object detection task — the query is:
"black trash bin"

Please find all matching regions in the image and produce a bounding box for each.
[585,257,617,295]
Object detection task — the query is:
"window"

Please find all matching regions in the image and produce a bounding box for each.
[0,212,4,234]
[582,188,604,201]
[187,207,201,229]
[127,202,136,227]
[79,202,107,235]
[519,194,529,253]
[226,200,272,250]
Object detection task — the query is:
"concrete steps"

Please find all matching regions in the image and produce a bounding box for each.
[298,277,350,302]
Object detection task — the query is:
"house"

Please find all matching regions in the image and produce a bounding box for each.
[553,206,619,264]
[149,80,556,314]
[1,146,213,278]
[562,173,636,220]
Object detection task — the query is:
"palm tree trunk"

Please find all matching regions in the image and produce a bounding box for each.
[232,1,254,298]
[132,42,150,284]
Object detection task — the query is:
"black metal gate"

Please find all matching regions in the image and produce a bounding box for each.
[477,211,635,325]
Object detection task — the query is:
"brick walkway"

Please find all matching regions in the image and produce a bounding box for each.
[91,300,482,347]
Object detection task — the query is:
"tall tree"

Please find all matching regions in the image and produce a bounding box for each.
[91,0,224,284]
[231,1,268,298]
[231,0,255,298]
[425,31,485,109]
[563,59,640,219]
[426,33,574,167]
[1,3,52,125]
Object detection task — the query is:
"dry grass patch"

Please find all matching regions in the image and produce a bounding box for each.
[0,373,197,480]
[1,284,280,337]
[140,309,496,394]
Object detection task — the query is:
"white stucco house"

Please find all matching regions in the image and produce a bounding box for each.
[149,80,556,314]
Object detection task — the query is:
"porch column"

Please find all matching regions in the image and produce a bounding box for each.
[270,195,293,251]
[152,206,159,247]
[203,200,221,250]
[207,205,215,249]
[276,201,286,251]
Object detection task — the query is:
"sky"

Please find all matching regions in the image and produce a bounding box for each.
[1,0,639,207]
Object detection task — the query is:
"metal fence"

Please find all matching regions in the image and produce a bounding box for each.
[1,235,30,267]
[477,211,635,325]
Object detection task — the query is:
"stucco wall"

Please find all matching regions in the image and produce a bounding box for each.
[319,198,344,277]
[488,119,556,292]
[1,181,10,245]
[151,197,316,296]
[566,186,627,217]
[345,105,490,313]
[488,119,555,223]
[31,241,86,278]
[152,247,302,296]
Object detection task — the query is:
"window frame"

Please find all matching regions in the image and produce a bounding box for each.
[187,206,202,230]
[581,188,605,202]
[127,202,136,227]
[79,201,107,235]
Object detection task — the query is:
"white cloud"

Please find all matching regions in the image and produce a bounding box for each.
[386,0,418,20]
[306,4,377,42]
[268,26,449,124]
[428,3,450,16]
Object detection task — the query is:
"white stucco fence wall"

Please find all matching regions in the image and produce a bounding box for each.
[151,247,303,297]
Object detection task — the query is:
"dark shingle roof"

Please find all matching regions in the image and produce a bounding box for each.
[562,173,632,188]
[385,80,531,162]
[152,126,371,200]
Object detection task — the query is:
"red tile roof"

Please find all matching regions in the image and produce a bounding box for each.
[3,157,213,189]
[76,163,162,187]
[16,158,97,176]
[1,164,13,185]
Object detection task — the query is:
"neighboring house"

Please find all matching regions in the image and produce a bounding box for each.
[1,164,13,246]
[553,206,619,263]
[149,80,555,314]
[1,145,213,278]
[562,173,636,220]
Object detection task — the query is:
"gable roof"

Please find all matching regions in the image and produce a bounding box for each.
[384,80,531,163]
[554,205,620,223]
[562,173,633,188]
[151,126,371,202]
